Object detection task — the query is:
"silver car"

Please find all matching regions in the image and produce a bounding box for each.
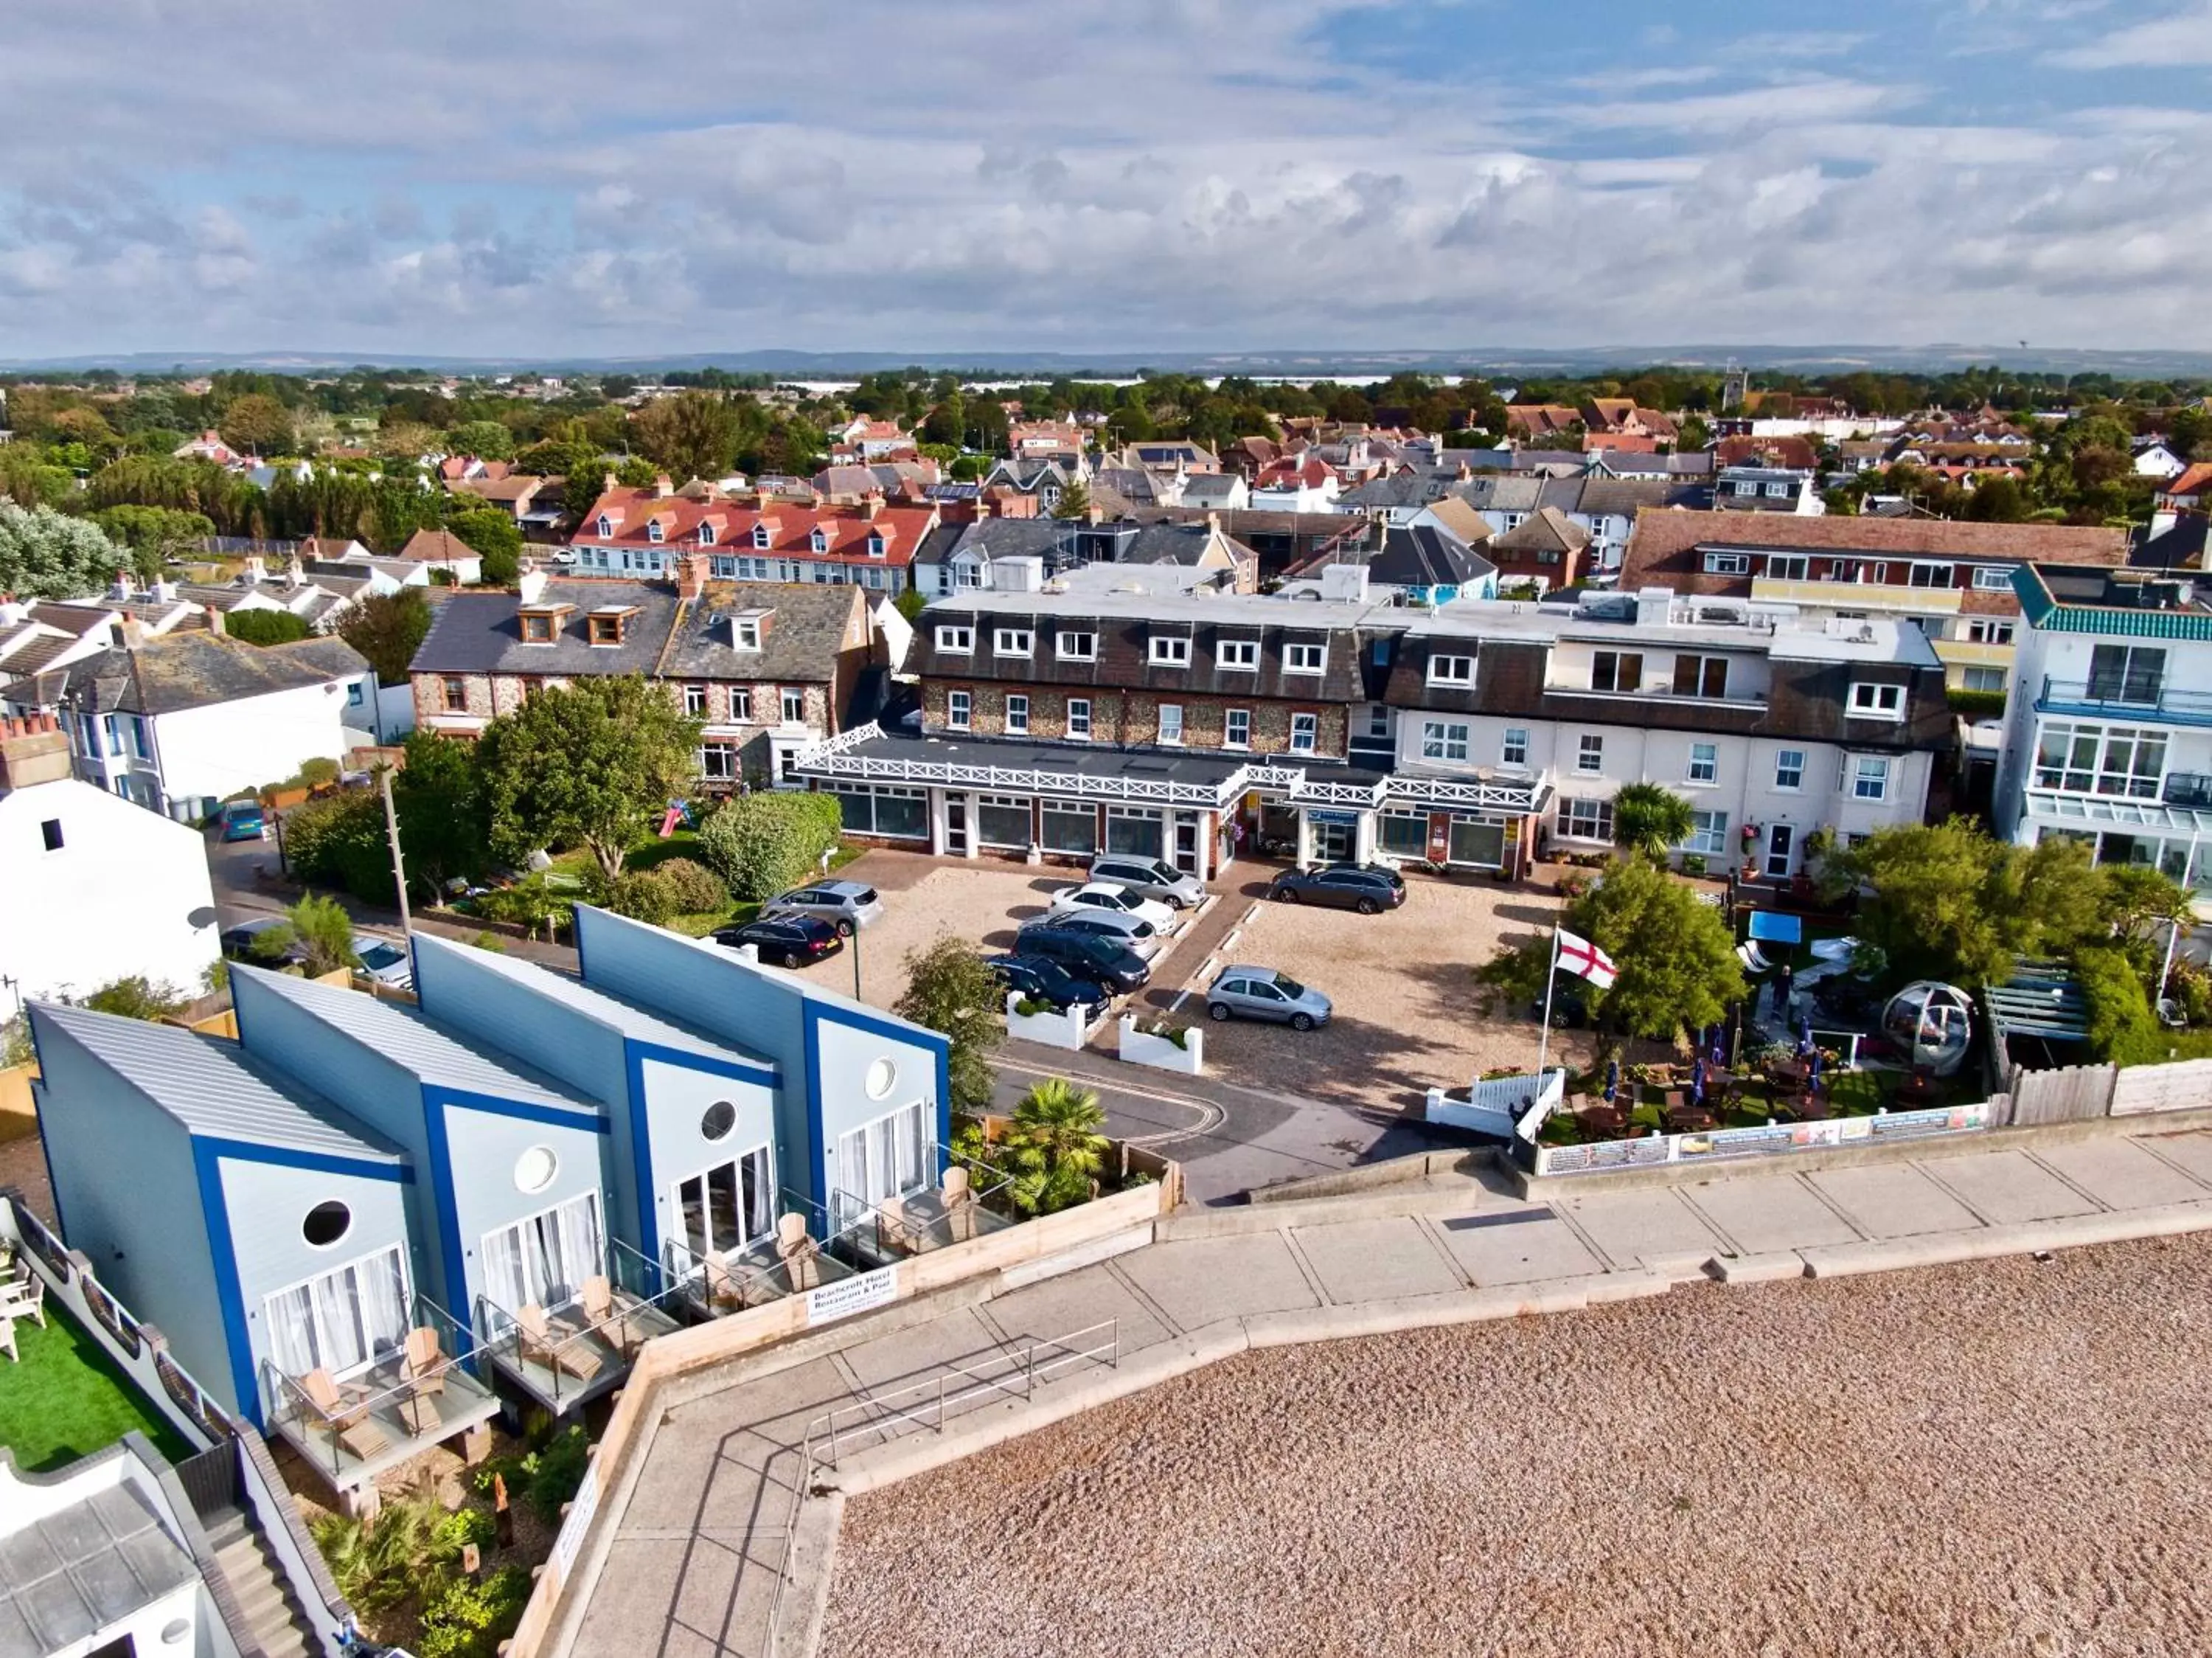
[1043,906,1163,958]
[763,878,884,937]
[1206,965,1332,1031]
[1087,853,1205,910]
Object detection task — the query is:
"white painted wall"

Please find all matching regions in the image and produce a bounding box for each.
[0,777,219,1002]
[153,679,358,805]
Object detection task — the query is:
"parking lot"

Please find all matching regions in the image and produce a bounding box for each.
[790,851,1619,1119]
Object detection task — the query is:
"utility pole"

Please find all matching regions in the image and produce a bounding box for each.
[378,766,412,934]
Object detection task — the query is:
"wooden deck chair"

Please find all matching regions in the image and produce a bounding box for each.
[702,1251,745,1311]
[300,1367,391,1461]
[939,1166,979,1245]
[518,1303,603,1384]
[580,1275,642,1353]
[776,1213,824,1292]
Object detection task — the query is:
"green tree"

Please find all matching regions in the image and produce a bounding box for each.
[78,976,189,1021]
[281,790,395,903]
[223,607,313,645]
[286,893,361,974]
[996,1077,1110,1214]
[892,934,1002,1115]
[478,676,702,878]
[0,445,75,507]
[631,391,741,482]
[448,419,515,461]
[893,586,928,623]
[89,504,215,582]
[1608,783,1696,863]
[391,734,490,898]
[1823,819,2013,987]
[445,507,523,585]
[1050,478,1093,519]
[695,791,843,902]
[338,588,434,683]
[1475,857,1742,1042]
[0,503,130,599]
[218,393,295,457]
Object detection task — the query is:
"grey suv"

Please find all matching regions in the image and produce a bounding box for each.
[1087,853,1204,910]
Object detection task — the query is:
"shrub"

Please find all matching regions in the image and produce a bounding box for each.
[297,755,341,788]
[223,606,313,645]
[603,868,679,926]
[1947,687,2007,718]
[695,791,843,902]
[470,1423,591,1521]
[470,930,508,953]
[652,856,728,913]
[416,1566,531,1658]
[280,789,394,902]
[77,976,189,1021]
[1681,853,1708,877]
[1014,996,1051,1019]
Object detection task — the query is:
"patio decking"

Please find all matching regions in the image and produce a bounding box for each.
[482,1297,686,1415]
[268,1356,503,1492]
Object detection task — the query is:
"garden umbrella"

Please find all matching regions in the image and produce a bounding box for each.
[1808,1049,1823,1089]
[1603,1059,1618,1103]
[1690,1056,1706,1103]
[1708,1023,1727,1065]
[1797,1010,1815,1058]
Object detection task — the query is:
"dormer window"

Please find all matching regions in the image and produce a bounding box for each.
[810,527,829,552]
[698,522,717,546]
[1149,635,1192,667]
[646,519,665,544]
[734,616,762,650]
[517,602,573,644]
[867,534,886,558]
[588,605,639,645]
[595,515,613,538]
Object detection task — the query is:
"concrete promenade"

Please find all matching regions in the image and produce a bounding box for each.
[556,1123,2212,1658]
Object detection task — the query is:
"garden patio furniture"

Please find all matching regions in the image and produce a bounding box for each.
[1797,1091,1832,1122]
[1663,1104,1718,1134]
[702,1249,749,1311]
[518,1303,605,1384]
[299,1367,392,1462]
[0,1314,15,1363]
[0,1274,45,1328]
[776,1213,824,1293]
[1575,1103,1627,1137]
[580,1274,650,1353]
[401,1326,446,1398]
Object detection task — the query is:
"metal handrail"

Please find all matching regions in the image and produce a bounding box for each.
[765,1317,1121,1642]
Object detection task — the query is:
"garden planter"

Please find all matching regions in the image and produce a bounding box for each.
[1117,1015,1203,1075]
[1005,993,1090,1052]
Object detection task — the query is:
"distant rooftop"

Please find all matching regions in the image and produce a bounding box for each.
[0,1481,197,1658]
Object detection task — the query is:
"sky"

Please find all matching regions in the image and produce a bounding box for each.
[4,0,2210,361]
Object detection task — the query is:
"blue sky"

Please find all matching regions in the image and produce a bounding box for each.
[3,0,2208,358]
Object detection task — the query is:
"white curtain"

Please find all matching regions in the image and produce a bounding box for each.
[262,1245,410,1381]
[741,1146,773,1242]
[265,1283,317,1378]
[552,1194,602,1305]
[485,1192,602,1316]
[481,1224,526,1319]
[840,1104,929,1212]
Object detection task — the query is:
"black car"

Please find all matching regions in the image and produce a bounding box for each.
[1012,924,1152,993]
[219,918,308,966]
[1267,862,1408,915]
[714,914,843,968]
[985,953,1110,1012]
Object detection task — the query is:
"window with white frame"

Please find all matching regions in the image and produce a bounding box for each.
[1157,703,1183,745]
[954,562,984,589]
[1217,638,1259,670]
[734,617,761,650]
[481,1191,603,1319]
[1971,564,2018,591]
[994,627,1032,657]
[1290,712,1318,754]
[1851,756,1891,800]
[1963,666,2006,693]
[1680,809,1728,856]
[1849,681,1905,719]
[646,519,664,543]
[810,527,828,552]
[1067,697,1091,739]
[1590,651,1642,693]
[1006,693,1029,734]
[835,1100,931,1225]
[1907,562,1954,589]
[780,686,806,725]
[684,684,709,715]
[1422,720,1470,762]
[1764,554,1809,581]
[730,688,753,721]
[698,522,717,546]
[1427,653,1475,687]
[1057,631,1096,661]
[1764,482,1790,499]
[947,690,970,730]
[1577,734,1604,774]
[1225,708,1251,749]
[1672,654,1729,698]
[700,742,737,780]
[2032,722,2166,798]
[1774,748,1806,790]
[1150,634,1192,667]
[262,1244,410,1380]
[1557,797,1613,841]
[1284,642,1326,674]
[1501,728,1529,768]
[936,625,973,653]
[1964,618,2014,645]
[752,524,772,548]
[1703,552,1751,575]
[1686,742,1718,784]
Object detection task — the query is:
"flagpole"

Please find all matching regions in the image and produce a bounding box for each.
[1536,926,1561,1082]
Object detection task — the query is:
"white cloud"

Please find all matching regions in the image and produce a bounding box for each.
[2044,1,2212,66]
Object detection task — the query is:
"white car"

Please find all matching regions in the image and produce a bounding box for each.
[1048,882,1177,934]
[352,935,414,990]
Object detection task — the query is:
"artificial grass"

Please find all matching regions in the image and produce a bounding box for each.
[0,1303,194,1473]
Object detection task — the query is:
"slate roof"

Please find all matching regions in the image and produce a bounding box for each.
[1458,476,1546,513]
[0,1481,198,1658]
[1,632,366,717]
[0,629,74,677]
[1494,506,1593,553]
[658,582,863,684]
[408,579,677,677]
[1341,525,1496,589]
[2132,516,2209,570]
[914,520,1069,570]
[28,1002,404,1162]
[232,965,602,1115]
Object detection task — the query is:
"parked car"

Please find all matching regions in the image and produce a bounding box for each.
[1087,853,1205,910]
[220,917,306,966]
[1206,965,1332,1031]
[713,914,844,968]
[1267,862,1407,915]
[1049,881,1177,933]
[984,954,1109,1013]
[352,936,414,990]
[215,799,268,842]
[1012,923,1152,993]
[762,878,883,937]
[1036,906,1161,957]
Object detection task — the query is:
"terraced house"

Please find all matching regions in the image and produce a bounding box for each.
[567,476,938,593]
[409,564,879,786]
[1621,510,2129,694]
[795,577,1951,882]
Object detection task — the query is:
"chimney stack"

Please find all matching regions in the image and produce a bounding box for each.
[110,571,134,603]
[0,712,70,790]
[517,566,549,606]
[246,555,267,585]
[203,605,226,637]
[653,474,674,499]
[862,496,883,521]
[678,552,709,602]
[114,614,147,650]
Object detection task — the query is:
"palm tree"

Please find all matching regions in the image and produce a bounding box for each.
[1004,1078,1110,1213]
[1610,783,1697,864]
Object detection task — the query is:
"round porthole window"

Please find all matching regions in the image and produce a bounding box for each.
[161,1620,190,1646]
[864,1058,897,1100]
[701,1100,737,1142]
[514,1145,558,1195]
[301,1201,351,1248]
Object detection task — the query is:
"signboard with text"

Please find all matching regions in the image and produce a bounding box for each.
[805,1263,899,1327]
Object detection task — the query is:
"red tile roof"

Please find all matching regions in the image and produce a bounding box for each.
[572,487,938,566]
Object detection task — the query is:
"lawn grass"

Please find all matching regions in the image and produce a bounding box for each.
[0,1303,194,1473]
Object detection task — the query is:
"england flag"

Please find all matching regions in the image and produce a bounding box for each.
[1556,928,1618,990]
